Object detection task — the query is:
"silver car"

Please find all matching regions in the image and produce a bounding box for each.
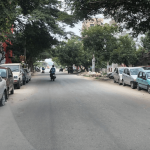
[113,67,127,85]
[0,76,7,106]
[122,67,144,89]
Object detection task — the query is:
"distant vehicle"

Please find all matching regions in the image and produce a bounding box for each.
[122,67,144,89]
[59,68,63,72]
[136,70,150,93]
[42,67,45,73]
[68,67,73,74]
[0,66,14,99]
[1,63,23,89]
[23,68,31,82]
[107,72,115,79]
[0,76,7,106]
[113,67,127,85]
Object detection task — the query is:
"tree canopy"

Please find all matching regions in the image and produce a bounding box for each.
[65,0,150,35]
[110,35,137,67]
[82,24,118,65]
[1,0,78,69]
[53,37,82,67]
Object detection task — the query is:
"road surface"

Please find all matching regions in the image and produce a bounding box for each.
[1,71,150,150]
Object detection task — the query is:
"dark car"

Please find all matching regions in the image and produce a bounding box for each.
[0,66,14,99]
[21,68,27,85]
[68,67,73,74]
[59,68,63,72]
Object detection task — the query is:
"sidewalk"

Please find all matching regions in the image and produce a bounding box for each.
[77,71,113,82]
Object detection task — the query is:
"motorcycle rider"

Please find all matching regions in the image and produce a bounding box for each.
[42,66,45,73]
[49,65,56,81]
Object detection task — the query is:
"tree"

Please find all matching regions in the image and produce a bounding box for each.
[0,0,17,41]
[65,0,150,35]
[4,0,78,69]
[110,35,137,66]
[53,37,82,67]
[82,24,118,67]
[141,32,150,53]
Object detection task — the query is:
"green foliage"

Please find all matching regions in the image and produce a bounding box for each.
[1,0,78,68]
[136,47,144,61]
[0,0,17,41]
[65,0,150,35]
[141,32,150,53]
[110,35,137,66]
[54,37,83,67]
[82,24,118,66]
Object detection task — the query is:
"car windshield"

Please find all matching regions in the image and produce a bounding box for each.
[130,68,143,75]
[147,72,150,79]
[0,69,7,78]
[119,69,124,74]
[3,65,19,72]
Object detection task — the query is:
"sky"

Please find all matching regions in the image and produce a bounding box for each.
[45,59,54,65]
[64,14,111,37]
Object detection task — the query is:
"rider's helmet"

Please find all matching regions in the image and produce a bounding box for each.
[52,65,54,67]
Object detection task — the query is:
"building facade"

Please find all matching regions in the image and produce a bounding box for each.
[82,18,104,30]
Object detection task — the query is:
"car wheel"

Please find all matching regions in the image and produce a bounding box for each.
[17,80,21,89]
[11,86,14,94]
[148,86,150,94]
[122,80,126,86]
[118,79,121,85]
[114,78,116,83]
[6,88,9,99]
[137,84,141,91]
[131,82,135,89]
[0,91,6,106]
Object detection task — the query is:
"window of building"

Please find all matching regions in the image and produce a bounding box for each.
[90,24,94,27]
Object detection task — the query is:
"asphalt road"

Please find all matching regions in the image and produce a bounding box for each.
[1,71,150,150]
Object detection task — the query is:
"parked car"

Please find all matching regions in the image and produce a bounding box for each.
[23,68,31,82]
[107,72,115,79]
[0,66,14,99]
[113,67,127,85]
[1,63,23,89]
[0,76,7,106]
[59,68,63,72]
[21,68,27,85]
[142,66,150,70]
[136,70,150,93]
[122,67,144,89]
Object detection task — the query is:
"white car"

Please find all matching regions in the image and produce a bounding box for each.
[1,63,23,89]
[122,67,144,89]
[113,67,127,85]
[0,76,7,106]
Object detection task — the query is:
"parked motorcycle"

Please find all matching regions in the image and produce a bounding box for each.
[35,68,40,72]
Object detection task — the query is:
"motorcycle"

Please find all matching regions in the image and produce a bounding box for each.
[50,73,56,81]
